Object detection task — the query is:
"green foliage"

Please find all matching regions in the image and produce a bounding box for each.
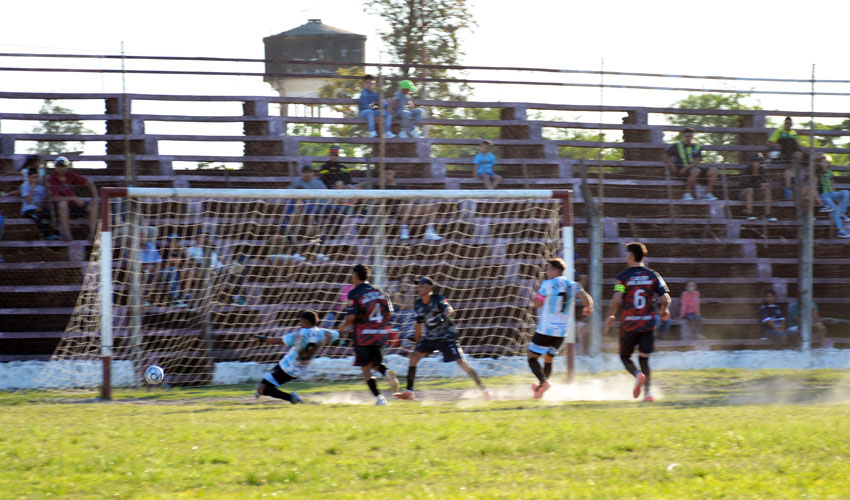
[430,107,500,158]
[28,99,94,154]
[798,119,850,166]
[667,93,763,164]
[363,0,474,102]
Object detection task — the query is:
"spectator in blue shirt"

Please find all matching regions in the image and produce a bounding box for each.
[389,80,422,139]
[473,140,501,189]
[759,289,787,348]
[21,171,60,240]
[358,75,394,139]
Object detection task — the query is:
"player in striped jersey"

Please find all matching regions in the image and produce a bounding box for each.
[605,242,670,402]
[529,258,593,399]
[253,311,339,404]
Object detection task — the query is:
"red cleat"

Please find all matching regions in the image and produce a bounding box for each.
[531,383,539,393]
[394,390,415,400]
[643,394,655,403]
[533,380,551,399]
[633,373,646,399]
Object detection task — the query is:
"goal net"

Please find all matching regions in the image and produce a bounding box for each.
[35,188,572,395]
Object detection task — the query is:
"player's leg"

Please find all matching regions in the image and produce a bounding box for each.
[396,350,427,399]
[685,167,700,198]
[256,367,300,404]
[638,331,655,401]
[542,353,556,380]
[619,331,646,398]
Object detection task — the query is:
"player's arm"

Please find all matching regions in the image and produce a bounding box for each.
[253,334,284,345]
[533,292,545,310]
[605,290,624,331]
[439,297,454,318]
[658,293,671,321]
[340,314,355,334]
[414,322,423,343]
[577,289,594,316]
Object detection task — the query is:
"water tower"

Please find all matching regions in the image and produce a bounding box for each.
[263,19,366,98]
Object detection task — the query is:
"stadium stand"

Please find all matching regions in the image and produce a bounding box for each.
[1,92,849,365]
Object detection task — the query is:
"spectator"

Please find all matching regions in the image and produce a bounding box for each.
[391,276,417,341]
[322,282,355,330]
[739,153,776,221]
[389,80,422,139]
[160,234,188,308]
[185,230,249,306]
[678,280,705,340]
[138,228,162,306]
[21,170,61,240]
[768,117,807,200]
[759,289,787,348]
[474,140,502,189]
[787,300,828,348]
[18,154,41,177]
[285,166,333,259]
[382,166,441,241]
[319,144,356,189]
[47,156,98,242]
[664,127,719,201]
[815,154,850,239]
[357,74,394,139]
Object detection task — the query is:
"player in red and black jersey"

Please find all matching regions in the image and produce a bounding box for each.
[604,242,670,402]
[340,264,399,405]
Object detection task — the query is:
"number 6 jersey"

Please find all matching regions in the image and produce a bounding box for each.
[614,266,668,333]
[535,276,582,337]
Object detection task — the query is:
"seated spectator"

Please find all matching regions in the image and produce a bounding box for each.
[474,140,502,189]
[357,74,394,139]
[160,234,188,308]
[815,154,850,239]
[787,300,828,348]
[390,276,417,341]
[759,289,788,348]
[18,155,41,177]
[185,230,249,306]
[21,170,61,240]
[768,117,806,200]
[319,145,357,189]
[389,80,422,139]
[47,156,98,242]
[285,166,332,259]
[738,153,776,221]
[679,280,705,340]
[382,166,441,241]
[321,282,354,330]
[138,228,162,306]
[664,127,719,201]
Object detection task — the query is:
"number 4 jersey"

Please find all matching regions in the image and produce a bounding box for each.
[535,276,582,337]
[614,266,669,333]
[347,282,393,346]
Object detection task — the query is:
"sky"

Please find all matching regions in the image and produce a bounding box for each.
[1,0,849,160]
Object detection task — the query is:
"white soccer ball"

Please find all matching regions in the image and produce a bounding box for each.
[144,365,165,385]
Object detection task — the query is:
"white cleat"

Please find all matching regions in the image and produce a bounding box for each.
[400,227,410,240]
[424,228,442,241]
[375,396,387,406]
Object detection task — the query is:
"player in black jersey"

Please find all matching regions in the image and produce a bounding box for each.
[605,242,670,402]
[340,264,399,405]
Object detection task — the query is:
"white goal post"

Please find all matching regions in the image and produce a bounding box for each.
[79,187,574,398]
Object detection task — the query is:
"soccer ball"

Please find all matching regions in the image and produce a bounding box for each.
[144,365,165,385]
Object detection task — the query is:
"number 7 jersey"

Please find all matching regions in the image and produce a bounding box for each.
[535,276,582,337]
[614,266,669,333]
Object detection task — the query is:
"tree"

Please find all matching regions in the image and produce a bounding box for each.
[363,0,474,106]
[667,93,765,164]
[28,99,94,155]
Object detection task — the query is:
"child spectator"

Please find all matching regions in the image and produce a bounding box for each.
[390,276,416,341]
[739,153,776,221]
[759,289,787,348]
[815,154,850,239]
[389,80,422,139]
[679,280,705,340]
[21,171,61,240]
[47,156,99,242]
[357,74,394,138]
[160,234,188,308]
[474,140,502,189]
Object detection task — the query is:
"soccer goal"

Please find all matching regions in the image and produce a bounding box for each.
[38,188,574,398]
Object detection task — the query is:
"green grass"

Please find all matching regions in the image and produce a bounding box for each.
[2,369,850,499]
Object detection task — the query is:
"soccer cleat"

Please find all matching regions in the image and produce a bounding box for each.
[385,131,396,139]
[838,230,850,239]
[681,193,694,200]
[643,393,655,403]
[386,370,400,394]
[369,131,378,138]
[314,253,330,262]
[819,206,834,213]
[290,391,304,404]
[394,390,415,400]
[424,227,442,241]
[398,131,409,139]
[408,129,421,139]
[633,372,647,399]
[375,396,388,406]
[400,227,410,240]
[482,389,493,401]
[746,215,757,220]
[531,383,539,393]
[533,380,551,399]
[290,253,307,262]
[702,193,718,201]
[176,300,188,308]
[766,216,778,222]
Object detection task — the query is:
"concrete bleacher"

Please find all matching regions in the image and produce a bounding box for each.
[1,92,849,366]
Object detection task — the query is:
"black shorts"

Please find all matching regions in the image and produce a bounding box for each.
[414,338,463,363]
[55,202,89,219]
[262,364,296,388]
[528,332,566,356]
[620,330,655,356]
[353,345,384,367]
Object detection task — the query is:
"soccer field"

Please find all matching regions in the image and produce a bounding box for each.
[2,369,849,499]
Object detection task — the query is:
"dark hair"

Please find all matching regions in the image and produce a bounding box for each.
[547,258,566,272]
[683,127,695,134]
[784,116,792,122]
[298,310,319,326]
[301,165,314,172]
[385,165,395,172]
[363,74,374,81]
[352,264,369,282]
[481,140,493,147]
[764,288,777,297]
[626,241,647,262]
[23,155,40,167]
